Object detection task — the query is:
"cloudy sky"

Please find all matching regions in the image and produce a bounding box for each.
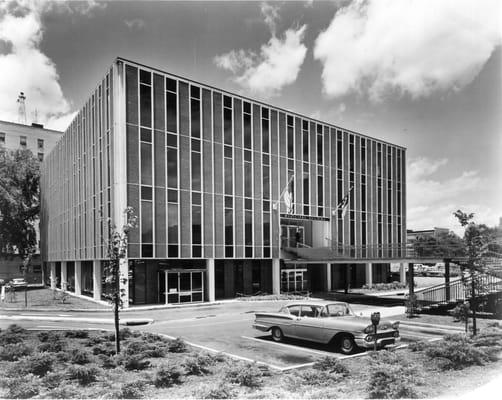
[0,0,500,234]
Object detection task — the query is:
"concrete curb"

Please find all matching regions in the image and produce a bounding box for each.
[0,314,153,326]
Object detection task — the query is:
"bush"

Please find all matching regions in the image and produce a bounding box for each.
[198,382,236,399]
[70,348,93,365]
[65,330,90,339]
[123,339,166,358]
[55,350,71,362]
[183,353,216,375]
[167,337,188,353]
[367,366,420,398]
[312,356,349,375]
[41,371,67,389]
[3,374,40,399]
[115,380,148,399]
[152,365,184,388]
[14,353,55,377]
[98,353,118,369]
[408,340,428,352]
[44,385,75,399]
[92,343,116,356]
[37,331,62,343]
[105,328,138,342]
[142,332,169,343]
[0,324,27,345]
[38,340,65,353]
[85,336,105,347]
[225,363,263,388]
[118,354,151,371]
[424,336,488,370]
[0,343,33,361]
[295,369,333,386]
[67,365,101,385]
[362,282,407,291]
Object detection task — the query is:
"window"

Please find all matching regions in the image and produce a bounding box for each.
[0,132,5,146]
[37,153,44,162]
[262,107,269,154]
[190,85,200,138]
[37,139,44,149]
[139,70,152,128]
[243,102,252,149]
[302,120,309,162]
[166,78,177,133]
[20,136,27,148]
[317,124,323,165]
[223,96,232,145]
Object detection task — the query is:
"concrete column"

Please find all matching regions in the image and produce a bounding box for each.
[326,264,332,292]
[444,259,450,301]
[272,258,280,295]
[365,263,373,288]
[207,258,215,302]
[61,261,67,291]
[50,262,56,290]
[74,261,82,295]
[93,260,102,301]
[119,259,129,308]
[399,263,406,285]
[408,263,415,296]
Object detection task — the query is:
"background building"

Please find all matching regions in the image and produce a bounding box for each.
[0,120,62,284]
[41,58,406,306]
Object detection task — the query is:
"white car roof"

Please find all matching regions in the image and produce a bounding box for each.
[284,301,348,307]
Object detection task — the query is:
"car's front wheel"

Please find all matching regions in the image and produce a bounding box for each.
[271,327,284,342]
[337,334,356,355]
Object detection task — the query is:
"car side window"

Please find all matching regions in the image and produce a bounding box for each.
[288,305,301,316]
[325,305,347,317]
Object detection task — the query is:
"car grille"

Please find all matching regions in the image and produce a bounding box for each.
[376,331,397,339]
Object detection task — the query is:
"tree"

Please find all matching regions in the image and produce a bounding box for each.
[104,207,137,354]
[412,231,465,258]
[453,210,493,336]
[0,149,40,258]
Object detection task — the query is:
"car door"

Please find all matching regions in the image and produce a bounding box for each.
[293,305,326,343]
[281,305,302,337]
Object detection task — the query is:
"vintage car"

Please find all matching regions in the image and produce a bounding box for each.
[253,301,400,354]
[9,278,28,289]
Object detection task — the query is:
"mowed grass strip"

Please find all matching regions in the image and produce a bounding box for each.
[0,322,501,399]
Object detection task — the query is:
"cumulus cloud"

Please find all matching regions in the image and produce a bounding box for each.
[314,0,502,101]
[124,18,145,30]
[0,0,103,130]
[214,2,308,97]
[406,157,500,234]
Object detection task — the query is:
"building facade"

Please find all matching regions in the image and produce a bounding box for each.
[40,58,406,306]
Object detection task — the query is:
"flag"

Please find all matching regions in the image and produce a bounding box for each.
[336,186,353,219]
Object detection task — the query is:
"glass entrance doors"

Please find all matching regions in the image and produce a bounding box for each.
[281,267,308,292]
[281,225,304,248]
[161,270,204,304]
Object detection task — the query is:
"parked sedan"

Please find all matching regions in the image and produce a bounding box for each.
[253,301,400,354]
[9,278,28,289]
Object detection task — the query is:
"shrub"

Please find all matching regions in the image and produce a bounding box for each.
[67,365,101,385]
[0,324,27,345]
[295,369,333,386]
[367,366,420,398]
[65,330,90,339]
[312,356,349,375]
[6,324,27,335]
[0,343,33,361]
[3,374,40,399]
[41,371,67,389]
[198,382,236,399]
[142,332,169,343]
[44,385,75,399]
[152,365,184,388]
[85,336,105,347]
[115,380,148,399]
[55,351,71,362]
[97,353,118,369]
[70,348,93,364]
[14,353,55,377]
[38,339,65,353]
[37,331,62,343]
[123,339,166,358]
[183,353,216,375]
[105,328,138,342]
[92,343,116,356]
[408,340,428,352]
[167,337,188,353]
[118,354,151,371]
[225,363,263,388]
[424,337,488,370]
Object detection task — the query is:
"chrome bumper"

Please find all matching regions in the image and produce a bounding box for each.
[252,323,270,332]
[355,336,401,349]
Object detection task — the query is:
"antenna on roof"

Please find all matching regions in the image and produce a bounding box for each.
[17,92,27,125]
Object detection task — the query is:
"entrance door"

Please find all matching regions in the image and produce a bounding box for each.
[163,270,204,304]
[282,226,305,248]
[281,268,308,292]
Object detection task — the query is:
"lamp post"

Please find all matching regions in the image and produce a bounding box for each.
[371,311,380,352]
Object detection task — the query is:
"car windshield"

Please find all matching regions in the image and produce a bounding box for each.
[321,304,354,317]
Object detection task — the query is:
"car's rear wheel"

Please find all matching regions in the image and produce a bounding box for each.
[271,327,284,342]
[337,334,356,355]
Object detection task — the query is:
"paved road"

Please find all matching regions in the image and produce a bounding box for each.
[0,301,445,370]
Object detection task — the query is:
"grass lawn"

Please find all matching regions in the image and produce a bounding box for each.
[0,323,501,399]
[0,288,110,310]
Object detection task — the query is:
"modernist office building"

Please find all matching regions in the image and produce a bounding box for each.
[40,58,406,306]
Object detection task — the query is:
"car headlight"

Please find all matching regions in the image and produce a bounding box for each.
[394,331,400,338]
[380,323,390,330]
[363,325,374,334]
[365,335,374,342]
[392,322,400,330]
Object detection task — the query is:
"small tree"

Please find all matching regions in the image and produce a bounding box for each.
[104,207,137,354]
[453,210,495,336]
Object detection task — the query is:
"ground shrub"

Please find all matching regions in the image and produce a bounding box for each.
[142,332,169,343]
[167,337,188,353]
[38,340,65,353]
[85,336,105,347]
[37,331,62,343]
[92,343,116,356]
[70,348,93,364]
[123,339,167,358]
[471,329,502,349]
[424,336,488,370]
[105,328,138,342]
[43,385,75,399]
[2,374,40,399]
[0,324,27,345]
[312,356,349,375]
[114,380,148,399]
[67,365,101,385]
[55,350,71,362]
[118,353,151,371]
[408,340,429,352]
[0,343,33,361]
[183,353,216,375]
[152,364,184,388]
[225,363,263,388]
[41,371,68,389]
[294,369,334,386]
[14,353,55,377]
[97,353,118,369]
[65,330,90,339]
[367,366,420,398]
[198,382,236,399]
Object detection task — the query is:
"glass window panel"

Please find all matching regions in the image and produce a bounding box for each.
[224,158,233,195]
[303,130,309,161]
[141,186,152,200]
[190,85,200,98]
[263,213,270,246]
[140,128,151,143]
[243,114,252,149]
[191,99,200,138]
[225,209,233,245]
[263,154,269,165]
[141,142,152,185]
[287,126,294,158]
[166,133,177,148]
[166,92,177,133]
[141,200,153,243]
[244,149,252,162]
[192,206,201,244]
[192,272,202,291]
[224,145,232,158]
[245,211,253,245]
[317,134,323,164]
[191,138,200,152]
[224,95,232,108]
[140,84,151,127]
[262,119,269,153]
[168,189,178,203]
[245,198,252,210]
[244,163,252,197]
[192,192,201,205]
[243,101,251,113]
[224,108,232,144]
[140,70,151,84]
[167,147,178,188]
[166,77,177,92]
[263,166,270,200]
[191,154,201,191]
[225,196,233,208]
[168,204,178,243]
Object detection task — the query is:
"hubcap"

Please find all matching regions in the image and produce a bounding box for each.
[342,338,352,350]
